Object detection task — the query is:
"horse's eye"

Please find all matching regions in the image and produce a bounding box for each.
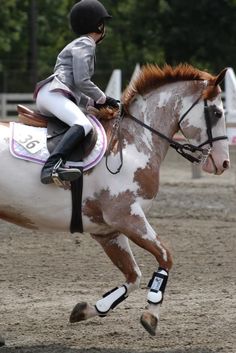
[206,105,223,127]
[214,109,222,119]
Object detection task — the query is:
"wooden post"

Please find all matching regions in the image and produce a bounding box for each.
[192,163,201,179]
[0,94,6,119]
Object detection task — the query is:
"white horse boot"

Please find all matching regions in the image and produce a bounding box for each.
[141,267,168,336]
[147,267,168,305]
[95,285,128,317]
[69,285,128,323]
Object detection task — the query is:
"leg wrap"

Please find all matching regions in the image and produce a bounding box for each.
[147,268,168,305]
[95,285,128,317]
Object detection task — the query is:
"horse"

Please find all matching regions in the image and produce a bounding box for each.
[0,64,230,338]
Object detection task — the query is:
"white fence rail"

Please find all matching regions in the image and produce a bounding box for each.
[0,93,35,120]
[0,91,227,120]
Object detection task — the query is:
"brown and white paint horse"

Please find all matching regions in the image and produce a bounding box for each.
[0,64,230,337]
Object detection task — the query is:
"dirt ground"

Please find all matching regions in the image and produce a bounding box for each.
[0,147,235,353]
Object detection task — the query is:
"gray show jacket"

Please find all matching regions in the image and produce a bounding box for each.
[34,36,106,107]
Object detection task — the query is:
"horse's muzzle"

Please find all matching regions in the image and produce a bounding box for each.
[213,157,230,175]
[202,154,230,175]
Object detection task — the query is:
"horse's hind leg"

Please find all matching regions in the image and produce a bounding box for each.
[69,232,141,323]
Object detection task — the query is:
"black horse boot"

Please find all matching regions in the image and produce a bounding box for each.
[41,124,85,184]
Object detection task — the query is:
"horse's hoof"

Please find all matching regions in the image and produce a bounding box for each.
[140,311,158,336]
[0,335,5,347]
[69,302,88,323]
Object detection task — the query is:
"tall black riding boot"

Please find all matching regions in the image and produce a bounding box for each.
[41,124,85,184]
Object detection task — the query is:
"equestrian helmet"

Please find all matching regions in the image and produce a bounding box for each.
[69,0,112,35]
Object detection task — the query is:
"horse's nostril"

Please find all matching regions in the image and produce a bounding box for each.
[223,160,230,169]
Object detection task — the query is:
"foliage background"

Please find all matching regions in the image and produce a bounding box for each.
[1,0,236,92]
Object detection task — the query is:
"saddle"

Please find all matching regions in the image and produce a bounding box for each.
[17,104,98,162]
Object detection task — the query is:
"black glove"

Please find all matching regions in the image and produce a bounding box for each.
[94,96,120,109]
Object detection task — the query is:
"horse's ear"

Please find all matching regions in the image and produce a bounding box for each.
[214,68,228,86]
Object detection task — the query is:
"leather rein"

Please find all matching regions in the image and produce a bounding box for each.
[105,97,228,174]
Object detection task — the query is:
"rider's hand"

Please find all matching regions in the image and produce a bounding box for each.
[105,96,120,108]
[94,96,120,109]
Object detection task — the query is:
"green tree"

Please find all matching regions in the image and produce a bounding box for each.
[159,0,236,73]
[96,0,165,87]
[36,0,74,79]
[0,0,74,92]
[0,0,28,90]
[1,0,236,92]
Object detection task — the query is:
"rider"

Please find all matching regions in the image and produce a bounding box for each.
[34,0,119,185]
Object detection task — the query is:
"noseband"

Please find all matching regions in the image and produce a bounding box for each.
[127,96,228,165]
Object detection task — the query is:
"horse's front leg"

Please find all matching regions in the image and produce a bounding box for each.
[69,232,141,323]
[104,205,173,336]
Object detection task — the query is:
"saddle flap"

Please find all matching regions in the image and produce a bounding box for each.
[47,117,98,161]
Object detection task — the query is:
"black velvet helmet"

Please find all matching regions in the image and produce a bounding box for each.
[69,0,112,35]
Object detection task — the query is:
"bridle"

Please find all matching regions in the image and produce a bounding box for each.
[105,96,228,174]
[127,96,228,164]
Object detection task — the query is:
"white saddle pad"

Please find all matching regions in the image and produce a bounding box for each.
[9,116,107,171]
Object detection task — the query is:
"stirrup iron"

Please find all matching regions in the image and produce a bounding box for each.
[51,159,67,188]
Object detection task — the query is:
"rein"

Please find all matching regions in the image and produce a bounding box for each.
[105,108,124,174]
[128,97,227,164]
[105,97,228,174]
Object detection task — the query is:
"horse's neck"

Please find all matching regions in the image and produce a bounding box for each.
[126,90,179,163]
[125,81,205,163]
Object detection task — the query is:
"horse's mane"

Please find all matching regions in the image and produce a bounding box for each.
[122,63,218,109]
[95,63,219,120]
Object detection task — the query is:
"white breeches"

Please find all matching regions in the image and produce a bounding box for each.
[36,82,93,136]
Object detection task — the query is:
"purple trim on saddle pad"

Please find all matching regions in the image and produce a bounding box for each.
[9,122,48,164]
[9,116,107,171]
[11,140,46,164]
